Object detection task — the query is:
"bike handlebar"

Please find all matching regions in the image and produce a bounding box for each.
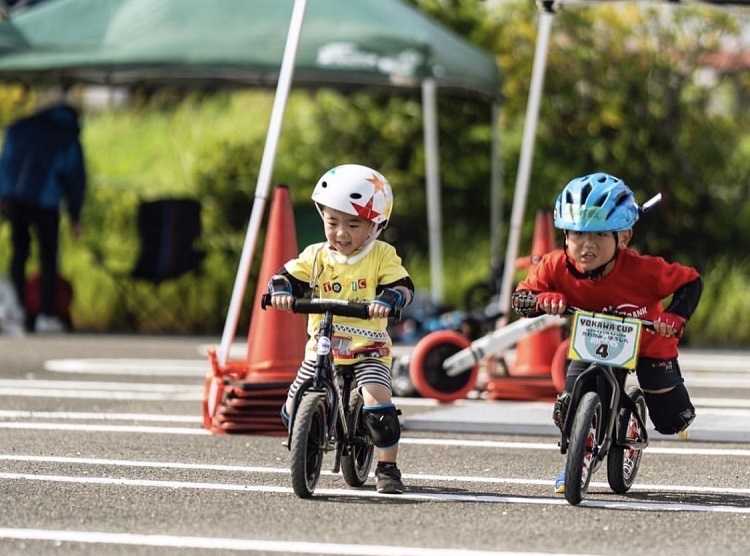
[260,294,401,321]
[515,292,655,330]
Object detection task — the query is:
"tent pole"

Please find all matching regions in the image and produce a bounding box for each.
[218,0,309,366]
[490,101,503,277]
[497,1,556,317]
[421,78,444,305]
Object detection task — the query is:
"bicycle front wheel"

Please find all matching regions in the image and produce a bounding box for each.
[340,388,374,487]
[289,393,328,498]
[565,391,603,505]
[607,386,647,494]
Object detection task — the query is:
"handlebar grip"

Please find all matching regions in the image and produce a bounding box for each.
[260,293,272,309]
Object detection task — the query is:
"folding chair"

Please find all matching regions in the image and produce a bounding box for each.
[96,197,206,331]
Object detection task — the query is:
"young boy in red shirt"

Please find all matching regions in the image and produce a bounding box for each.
[511,172,702,493]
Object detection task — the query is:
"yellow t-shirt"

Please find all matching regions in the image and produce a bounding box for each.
[284,240,410,366]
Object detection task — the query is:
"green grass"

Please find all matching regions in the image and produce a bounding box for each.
[83,91,274,195]
[687,257,750,347]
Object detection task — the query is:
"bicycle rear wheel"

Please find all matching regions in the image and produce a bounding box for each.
[341,388,374,487]
[607,386,646,494]
[565,391,602,505]
[289,393,327,498]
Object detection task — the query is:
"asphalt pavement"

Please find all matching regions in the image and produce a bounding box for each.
[1,332,748,556]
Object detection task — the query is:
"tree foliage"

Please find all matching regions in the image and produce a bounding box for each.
[485,0,748,269]
[194,0,749,314]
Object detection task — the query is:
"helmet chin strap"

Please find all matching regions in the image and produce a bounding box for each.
[564,231,619,280]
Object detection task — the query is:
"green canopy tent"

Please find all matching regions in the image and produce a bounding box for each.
[0,0,502,362]
[0,0,499,96]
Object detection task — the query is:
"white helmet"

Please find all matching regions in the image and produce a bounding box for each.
[311,164,393,236]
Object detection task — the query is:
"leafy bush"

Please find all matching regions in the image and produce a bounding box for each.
[688,257,750,347]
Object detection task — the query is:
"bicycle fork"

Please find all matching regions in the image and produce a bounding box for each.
[286,311,340,450]
[559,365,622,462]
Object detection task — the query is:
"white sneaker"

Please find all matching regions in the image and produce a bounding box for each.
[34,314,65,333]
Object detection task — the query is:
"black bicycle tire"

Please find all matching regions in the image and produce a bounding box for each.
[607,386,646,494]
[340,389,375,487]
[289,394,327,498]
[565,391,602,505]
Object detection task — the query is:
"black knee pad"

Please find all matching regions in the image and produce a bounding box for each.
[644,384,695,435]
[363,403,402,449]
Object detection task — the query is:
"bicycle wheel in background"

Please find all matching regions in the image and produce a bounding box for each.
[409,330,478,402]
[607,386,647,494]
[565,391,603,505]
[289,393,327,498]
[341,388,375,487]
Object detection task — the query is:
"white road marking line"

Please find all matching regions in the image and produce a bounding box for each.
[400,437,750,456]
[2,378,749,411]
[1,419,749,457]
[0,379,202,400]
[0,388,200,400]
[691,397,750,409]
[42,357,750,387]
[0,472,748,514]
[0,528,573,556]
[0,422,209,434]
[2,453,749,496]
[45,359,208,377]
[0,379,197,391]
[0,410,201,422]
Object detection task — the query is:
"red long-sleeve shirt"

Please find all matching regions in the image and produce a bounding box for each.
[516,248,700,359]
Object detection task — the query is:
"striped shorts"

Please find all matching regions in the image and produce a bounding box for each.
[287,358,392,402]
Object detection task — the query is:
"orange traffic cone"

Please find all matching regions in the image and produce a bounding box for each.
[202,185,309,436]
[245,185,308,381]
[510,210,562,377]
[202,186,307,436]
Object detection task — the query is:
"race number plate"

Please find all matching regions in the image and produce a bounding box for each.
[567,310,642,369]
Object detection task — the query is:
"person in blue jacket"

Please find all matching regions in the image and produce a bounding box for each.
[0,90,87,333]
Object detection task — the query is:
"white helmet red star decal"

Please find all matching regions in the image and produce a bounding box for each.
[350,172,388,220]
[352,196,381,221]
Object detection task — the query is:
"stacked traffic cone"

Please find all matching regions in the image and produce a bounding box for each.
[486,210,562,401]
[202,185,308,435]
